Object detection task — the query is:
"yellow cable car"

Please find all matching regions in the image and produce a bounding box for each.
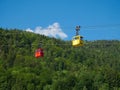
[72,35,83,47]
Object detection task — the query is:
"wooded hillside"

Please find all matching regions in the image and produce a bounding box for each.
[0,28,120,90]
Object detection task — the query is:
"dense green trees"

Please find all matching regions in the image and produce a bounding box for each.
[0,28,120,90]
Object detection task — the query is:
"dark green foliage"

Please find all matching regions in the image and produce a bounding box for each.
[0,28,120,90]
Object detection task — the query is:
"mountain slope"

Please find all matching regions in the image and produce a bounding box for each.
[0,28,120,90]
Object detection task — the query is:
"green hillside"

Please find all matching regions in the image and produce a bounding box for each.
[0,28,120,90]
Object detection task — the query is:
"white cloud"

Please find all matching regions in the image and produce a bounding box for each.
[26,28,34,32]
[26,22,68,39]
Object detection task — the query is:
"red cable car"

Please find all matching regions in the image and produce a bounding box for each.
[35,48,44,58]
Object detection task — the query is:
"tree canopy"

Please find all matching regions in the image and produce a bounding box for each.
[0,28,120,90]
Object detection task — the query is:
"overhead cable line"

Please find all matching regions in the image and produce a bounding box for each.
[0,23,120,32]
[60,24,120,29]
[0,42,120,47]
[81,24,120,29]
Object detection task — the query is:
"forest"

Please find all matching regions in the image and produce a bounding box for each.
[0,28,120,90]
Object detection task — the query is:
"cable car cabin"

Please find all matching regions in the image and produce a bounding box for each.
[35,48,44,58]
[72,35,83,47]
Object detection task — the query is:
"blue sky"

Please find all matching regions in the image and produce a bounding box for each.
[0,0,120,40]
